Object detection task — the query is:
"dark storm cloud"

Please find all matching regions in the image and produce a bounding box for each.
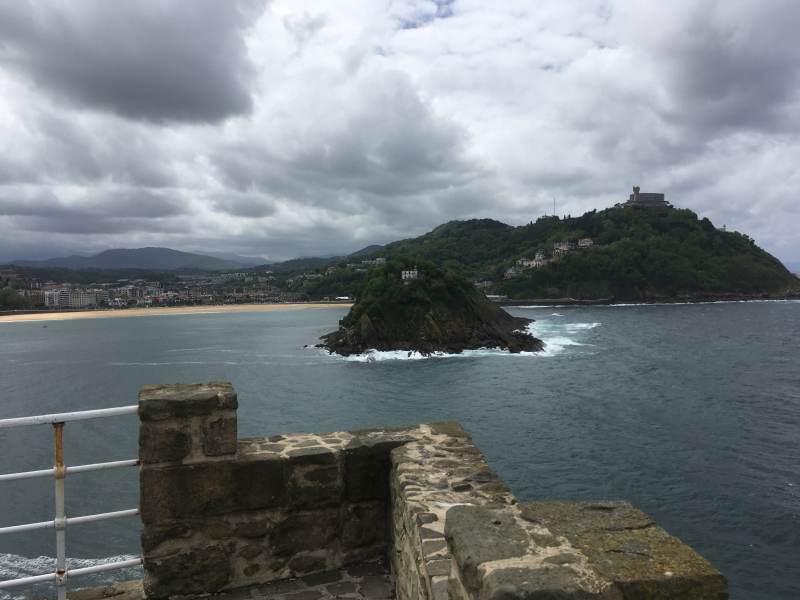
[0,188,186,220]
[0,0,266,122]
[211,70,483,227]
[0,1,797,265]
[0,111,176,187]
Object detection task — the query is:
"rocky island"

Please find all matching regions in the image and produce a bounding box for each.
[319,261,543,356]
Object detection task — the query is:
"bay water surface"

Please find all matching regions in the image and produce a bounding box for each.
[1,302,798,599]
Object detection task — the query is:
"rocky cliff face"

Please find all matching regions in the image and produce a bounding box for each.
[318,264,542,356]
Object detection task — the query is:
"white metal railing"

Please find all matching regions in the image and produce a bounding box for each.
[0,406,142,599]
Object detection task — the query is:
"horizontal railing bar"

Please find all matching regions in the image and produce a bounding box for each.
[0,571,55,589]
[68,459,139,475]
[0,405,138,428]
[0,459,139,482]
[69,557,143,576]
[0,467,53,482]
[0,519,53,534]
[66,508,139,526]
[0,508,139,536]
[0,557,143,589]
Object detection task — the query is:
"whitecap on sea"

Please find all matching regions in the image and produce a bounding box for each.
[0,553,142,600]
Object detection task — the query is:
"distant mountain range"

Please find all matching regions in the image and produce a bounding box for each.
[11,247,262,271]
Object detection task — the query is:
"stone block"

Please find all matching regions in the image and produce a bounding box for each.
[270,510,338,557]
[288,447,343,509]
[479,565,604,600]
[143,545,232,598]
[140,461,235,524]
[341,502,387,550]
[232,455,288,510]
[429,421,470,439]
[138,381,237,421]
[345,438,407,502]
[138,420,191,464]
[203,414,238,456]
[520,502,729,599]
[140,521,195,553]
[445,506,530,596]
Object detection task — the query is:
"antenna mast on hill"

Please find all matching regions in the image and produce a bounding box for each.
[553,197,556,217]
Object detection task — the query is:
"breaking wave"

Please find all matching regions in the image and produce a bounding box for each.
[0,553,142,600]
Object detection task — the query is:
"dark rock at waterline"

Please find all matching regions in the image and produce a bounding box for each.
[317,262,543,357]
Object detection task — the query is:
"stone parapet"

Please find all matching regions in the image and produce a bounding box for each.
[136,382,727,600]
[389,426,728,600]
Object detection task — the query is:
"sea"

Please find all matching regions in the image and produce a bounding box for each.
[0,301,798,599]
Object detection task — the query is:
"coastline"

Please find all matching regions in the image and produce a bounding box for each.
[0,302,352,323]
[496,293,800,307]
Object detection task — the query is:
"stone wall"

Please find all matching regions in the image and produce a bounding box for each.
[388,425,729,600]
[137,382,728,600]
[138,382,412,598]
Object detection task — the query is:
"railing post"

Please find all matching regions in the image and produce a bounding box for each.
[53,422,67,600]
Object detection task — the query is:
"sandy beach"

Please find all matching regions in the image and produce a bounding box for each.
[0,303,351,323]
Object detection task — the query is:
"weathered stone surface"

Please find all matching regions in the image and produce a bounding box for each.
[479,565,604,600]
[445,506,530,595]
[233,454,289,510]
[138,421,191,464]
[203,414,238,456]
[138,382,237,421]
[271,511,338,556]
[140,461,234,523]
[288,447,343,509]
[301,569,342,586]
[345,436,410,501]
[341,502,387,550]
[143,545,232,598]
[288,446,339,465]
[521,502,729,600]
[288,552,329,575]
[140,521,194,553]
[429,421,469,439]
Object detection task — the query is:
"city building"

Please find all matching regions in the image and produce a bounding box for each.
[578,238,594,248]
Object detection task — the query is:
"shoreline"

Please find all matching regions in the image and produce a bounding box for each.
[496,294,800,307]
[0,303,352,323]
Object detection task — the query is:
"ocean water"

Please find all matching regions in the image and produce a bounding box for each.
[0,302,799,599]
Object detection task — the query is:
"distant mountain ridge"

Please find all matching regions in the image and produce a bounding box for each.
[12,247,249,271]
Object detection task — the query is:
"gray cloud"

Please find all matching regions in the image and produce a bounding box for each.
[0,0,798,265]
[0,0,265,122]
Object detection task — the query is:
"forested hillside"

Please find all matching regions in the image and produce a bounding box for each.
[298,206,798,301]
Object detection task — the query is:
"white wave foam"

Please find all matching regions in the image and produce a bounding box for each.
[551,312,564,317]
[0,553,141,600]
[333,347,545,362]
[564,322,601,330]
[108,361,240,366]
[537,336,586,357]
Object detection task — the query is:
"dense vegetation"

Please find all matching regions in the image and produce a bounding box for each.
[341,259,478,328]
[319,259,541,355]
[0,287,36,310]
[357,207,798,301]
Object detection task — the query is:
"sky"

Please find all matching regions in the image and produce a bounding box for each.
[0,0,799,267]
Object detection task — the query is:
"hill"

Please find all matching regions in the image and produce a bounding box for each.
[12,247,247,271]
[355,207,799,302]
[318,259,542,355]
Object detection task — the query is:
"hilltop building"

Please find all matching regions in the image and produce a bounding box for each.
[401,268,418,282]
[578,237,593,248]
[624,186,669,208]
